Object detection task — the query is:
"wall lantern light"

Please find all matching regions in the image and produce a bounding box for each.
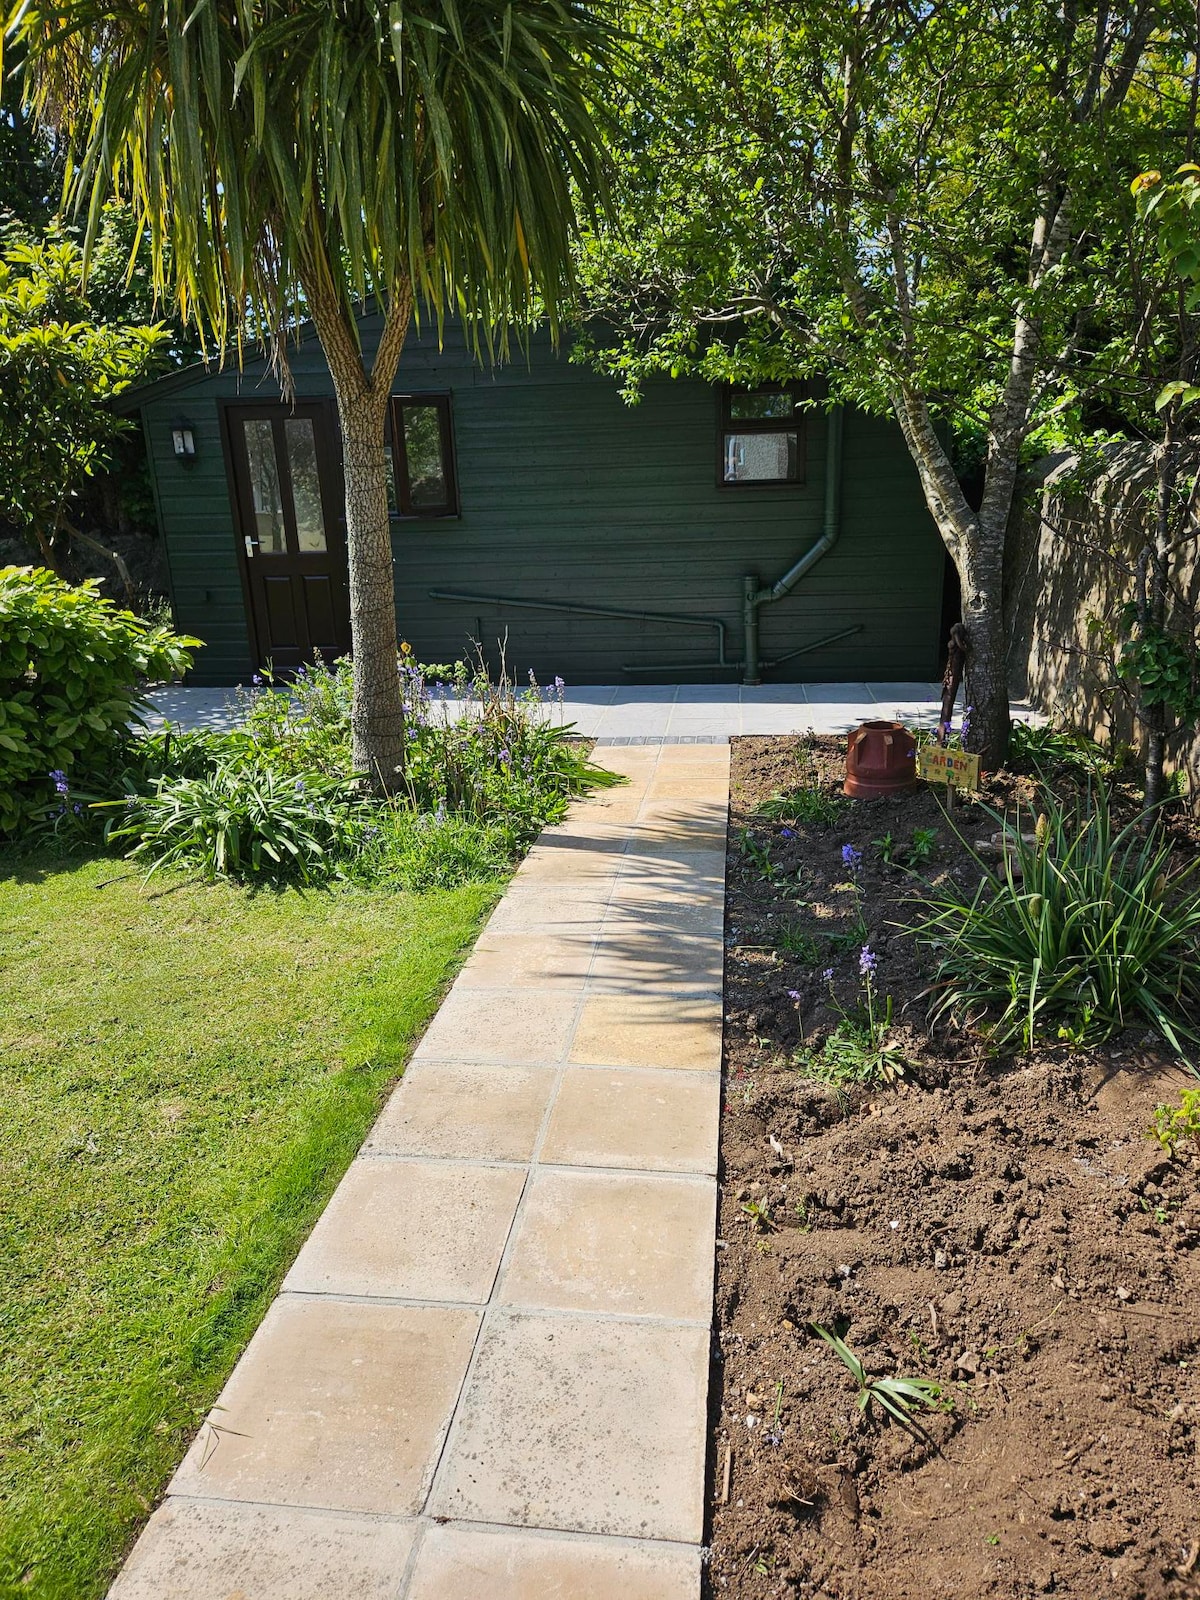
[171,421,197,461]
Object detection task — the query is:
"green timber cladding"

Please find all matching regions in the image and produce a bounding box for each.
[135,314,949,685]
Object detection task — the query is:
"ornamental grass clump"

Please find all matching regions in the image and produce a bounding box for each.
[913,784,1200,1053]
[107,765,359,881]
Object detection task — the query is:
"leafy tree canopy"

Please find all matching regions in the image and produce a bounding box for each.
[0,217,168,566]
[579,0,1189,438]
[575,0,1195,758]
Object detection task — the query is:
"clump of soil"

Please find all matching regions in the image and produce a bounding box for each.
[710,734,1200,1600]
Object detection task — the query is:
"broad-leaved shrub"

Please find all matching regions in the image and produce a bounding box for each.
[0,566,198,832]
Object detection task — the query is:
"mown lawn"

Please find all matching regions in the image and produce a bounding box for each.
[0,851,502,1600]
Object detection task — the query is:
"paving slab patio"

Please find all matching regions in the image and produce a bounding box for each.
[148,679,1046,739]
[108,741,729,1598]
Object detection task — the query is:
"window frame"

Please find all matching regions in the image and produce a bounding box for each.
[717,385,807,489]
[388,392,460,518]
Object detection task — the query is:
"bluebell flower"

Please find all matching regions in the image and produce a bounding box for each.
[841,843,862,871]
[499,748,511,765]
[49,768,68,795]
[252,673,263,686]
[787,989,802,1002]
[781,827,795,839]
[859,945,877,977]
[294,778,306,797]
[72,802,84,816]
[822,967,834,983]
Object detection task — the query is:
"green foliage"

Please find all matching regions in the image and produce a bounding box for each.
[1116,621,1200,719]
[773,919,823,962]
[913,785,1200,1054]
[0,38,57,227]
[738,827,778,880]
[1007,720,1117,777]
[241,651,618,835]
[101,652,617,885]
[740,1198,775,1233]
[801,952,907,1085]
[1150,1086,1200,1156]
[811,1325,948,1432]
[350,808,515,892]
[106,766,360,882]
[757,785,846,828]
[9,0,616,355]
[1134,166,1200,308]
[908,827,939,868]
[576,1,1179,438]
[872,825,939,873]
[0,229,168,554]
[0,567,197,834]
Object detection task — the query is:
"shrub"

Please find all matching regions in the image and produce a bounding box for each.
[912,785,1200,1053]
[0,566,198,832]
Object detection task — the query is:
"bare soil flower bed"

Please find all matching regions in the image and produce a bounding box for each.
[708,734,1200,1600]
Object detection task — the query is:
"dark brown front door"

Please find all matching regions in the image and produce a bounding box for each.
[226,403,350,673]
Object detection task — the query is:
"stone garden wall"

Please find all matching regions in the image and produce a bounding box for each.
[1007,442,1200,797]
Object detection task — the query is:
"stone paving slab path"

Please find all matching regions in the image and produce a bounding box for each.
[109,742,729,1599]
[150,678,1044,739]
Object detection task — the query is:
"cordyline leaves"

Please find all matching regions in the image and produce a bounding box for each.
[4,0,617,360]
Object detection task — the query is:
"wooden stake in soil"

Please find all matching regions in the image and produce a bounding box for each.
[720,1444,733,1504]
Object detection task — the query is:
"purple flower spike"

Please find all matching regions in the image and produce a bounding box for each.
[859,945,878,977]
[787,989,802,1002]
[781,827,795,839]
[841,843,862,871]
[822,967,834,983]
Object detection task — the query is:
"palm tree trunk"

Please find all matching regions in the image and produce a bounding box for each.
[306,286,413,789]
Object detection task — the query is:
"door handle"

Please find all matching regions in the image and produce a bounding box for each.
[244,536,260,559]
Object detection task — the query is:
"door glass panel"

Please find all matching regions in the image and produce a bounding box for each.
[401,404,448,510]
[244,419,286,551]
[285,417,328,552]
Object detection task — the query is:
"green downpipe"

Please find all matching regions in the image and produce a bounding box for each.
[742,403,845,685]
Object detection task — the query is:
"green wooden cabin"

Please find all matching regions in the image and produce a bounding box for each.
[126,314,951,686]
